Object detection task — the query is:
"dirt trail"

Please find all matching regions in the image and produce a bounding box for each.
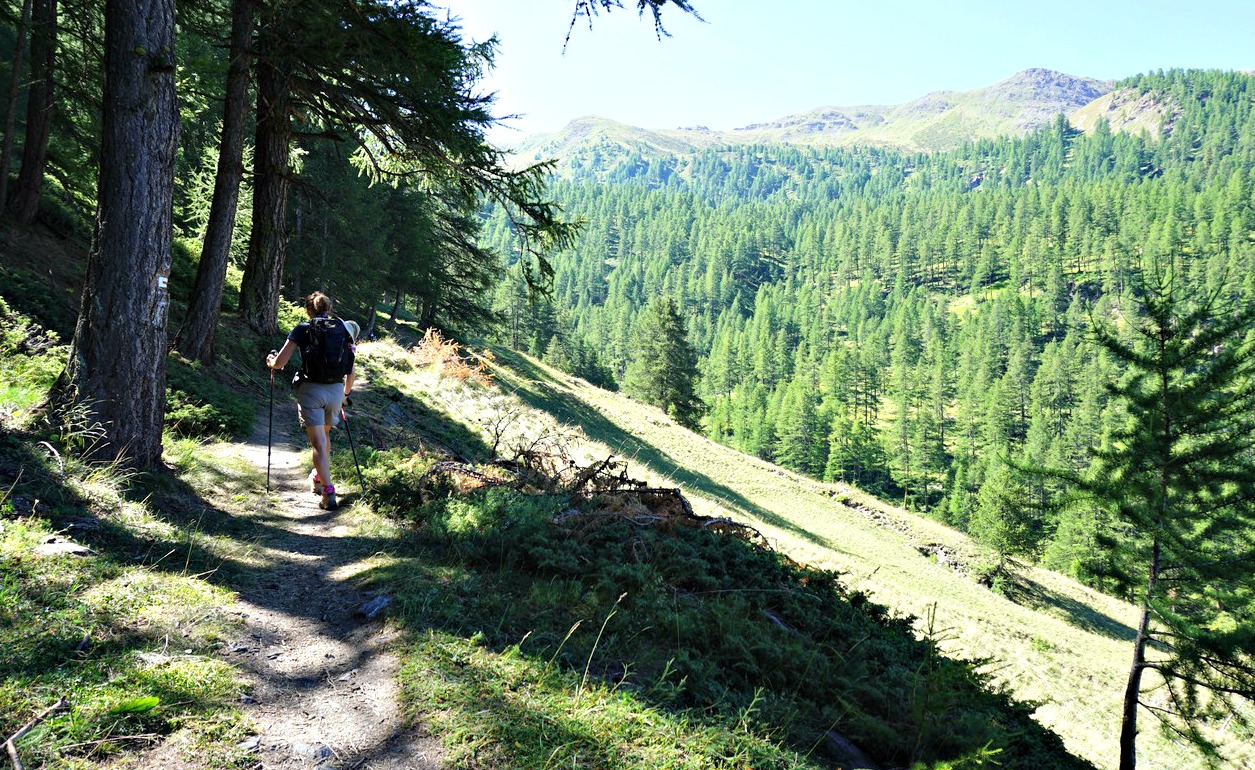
[172,399,443,770]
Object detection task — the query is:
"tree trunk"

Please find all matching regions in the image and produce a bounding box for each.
[1119,540,1159,770]
[387,286,401,331]
[362,292,379,340]
[238,15,293,335]
[62,0,178,468]
[176,0,254,363]
[289,203,302,299]
[0,0,33,212]
[9,0,56,224]
[317,205,327,284]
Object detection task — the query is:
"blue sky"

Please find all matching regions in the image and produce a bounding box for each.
[446,0,1255,142]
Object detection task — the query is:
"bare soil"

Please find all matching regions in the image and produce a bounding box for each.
[222,412,443,770]
[124,406,444,770]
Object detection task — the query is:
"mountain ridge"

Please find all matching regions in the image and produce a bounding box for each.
[508,68,1119,166]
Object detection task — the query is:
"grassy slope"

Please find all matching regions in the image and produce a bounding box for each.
[350,343,1092,769]
[478,347,1249,770]
[0,297,1242,769]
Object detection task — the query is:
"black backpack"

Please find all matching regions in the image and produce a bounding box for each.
[301,316,354,383]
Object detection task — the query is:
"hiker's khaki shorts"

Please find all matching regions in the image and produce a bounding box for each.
[296,381,344,429]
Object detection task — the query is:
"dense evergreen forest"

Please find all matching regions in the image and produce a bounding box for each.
[480,69,1255,588]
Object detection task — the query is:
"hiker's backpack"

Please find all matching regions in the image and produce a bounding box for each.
[301,316,354,383]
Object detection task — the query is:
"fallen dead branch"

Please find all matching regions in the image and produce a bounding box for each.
[409,447,773,554]
[564,488,773,552]
[5,698,68,770]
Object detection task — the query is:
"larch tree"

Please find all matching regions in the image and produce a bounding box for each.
[60,0,178,467]
[232,0,699,335]
[175,0,255,363]
[623,295,705,430]
[236,0,294,334]
[7,0,56,223]
[1060,263,1255,769]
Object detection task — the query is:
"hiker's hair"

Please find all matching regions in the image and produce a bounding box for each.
[305,291,334,316]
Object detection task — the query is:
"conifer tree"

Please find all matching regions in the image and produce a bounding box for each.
[774,379,822,475]
[60,0,177,467]
[623,296,705,430]
[969,456,1043,583]
[1055,263,1255,769]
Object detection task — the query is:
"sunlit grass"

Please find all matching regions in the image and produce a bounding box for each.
[402,630,821,770]
[420,346,1244,770]
[0,513,248,769]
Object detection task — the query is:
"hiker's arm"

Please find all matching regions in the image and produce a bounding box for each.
[267,340,297,370]
[344,369,355,396]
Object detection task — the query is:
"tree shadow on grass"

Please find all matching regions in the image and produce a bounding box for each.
[490,348,831,551]
[1004,572,1137,642]
[356,491,1099,770]
[0,424,414,731]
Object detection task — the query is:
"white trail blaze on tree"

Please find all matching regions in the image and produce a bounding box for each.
[62,0,178,467]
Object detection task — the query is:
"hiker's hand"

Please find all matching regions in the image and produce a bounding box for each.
[343,397,352,408]
[266,350,278,369]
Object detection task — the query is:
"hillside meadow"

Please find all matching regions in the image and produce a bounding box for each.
[432,344,1252,770]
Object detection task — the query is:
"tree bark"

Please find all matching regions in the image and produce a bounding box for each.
[8,0,56,224]
[387,286,401,331]
[176,0,254,363]
[62,0,178,468]
[363,293,379,340]
[238,14,292,335]
[1119,539,1159,770]
[0,0,33,212]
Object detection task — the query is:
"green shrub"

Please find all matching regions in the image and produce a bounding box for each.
[167,237,200,307]
[364,470,1094,770]
[0,298,66,427]
[164,356,254,438]
[277,300,306,333]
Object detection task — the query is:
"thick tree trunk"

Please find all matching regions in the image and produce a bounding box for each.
[176,0,254,363]
[238,17,292,335]
[8,0,56,224]
[0,0,33,212]
[62,0,178,468]
[1119,540,1159,770]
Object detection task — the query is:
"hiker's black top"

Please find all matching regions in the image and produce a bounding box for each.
[286,313,327,350]
[287,313,354,384]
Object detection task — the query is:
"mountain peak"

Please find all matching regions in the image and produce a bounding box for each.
[991,69,1112,103]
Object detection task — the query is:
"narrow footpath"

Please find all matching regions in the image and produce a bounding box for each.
[211,406,441,770]
[113,399,444,770]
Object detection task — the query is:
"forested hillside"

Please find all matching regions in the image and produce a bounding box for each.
[482,68,1255,587]
[2,0,1253,761]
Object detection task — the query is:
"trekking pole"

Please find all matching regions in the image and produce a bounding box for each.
[267,351,276,493]
[341,400,365,491]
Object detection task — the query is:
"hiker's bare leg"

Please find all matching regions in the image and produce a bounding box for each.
[323,425,334,482]
[307,426,332,490]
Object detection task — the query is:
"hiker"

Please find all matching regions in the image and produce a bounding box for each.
[265,291,357,510]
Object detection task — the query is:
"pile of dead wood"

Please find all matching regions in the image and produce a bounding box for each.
[413,450,772,552]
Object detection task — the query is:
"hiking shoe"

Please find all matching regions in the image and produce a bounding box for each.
[309,469,322,495]
[319,485,338,511]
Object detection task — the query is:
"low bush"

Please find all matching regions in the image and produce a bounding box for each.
[165,356,254,438]
[363,453,1095,770]
[0,298,67,427]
